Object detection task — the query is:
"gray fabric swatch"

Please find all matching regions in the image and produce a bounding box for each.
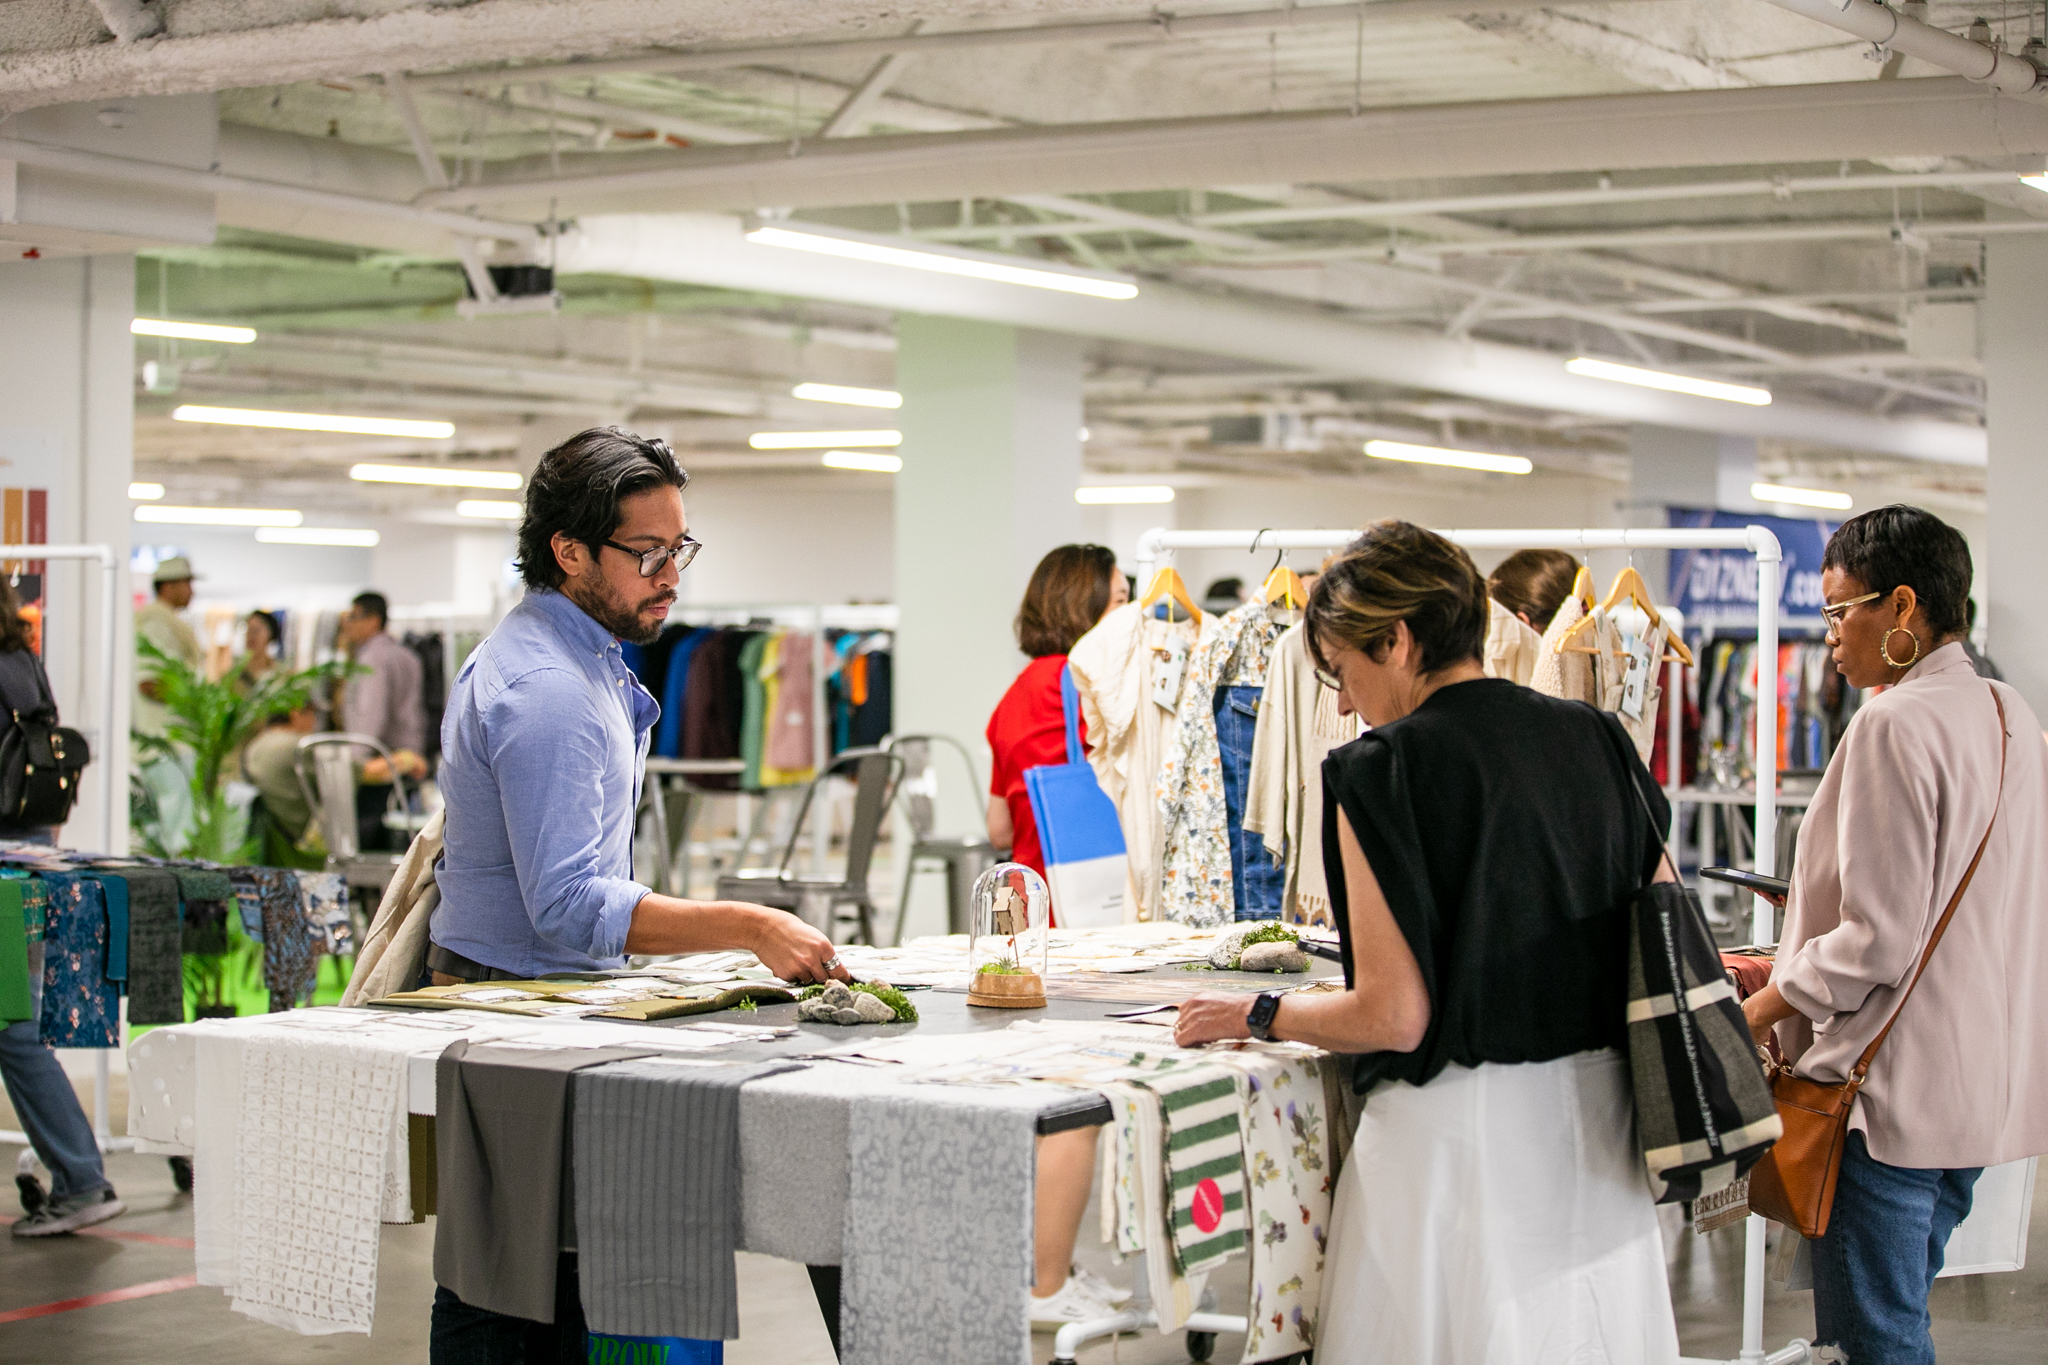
[117,868,185,1025]
[574,1058,808,1341]
[738,1064,881,1265]
[432,1041,659,1323]
[841,1085,1048,1365]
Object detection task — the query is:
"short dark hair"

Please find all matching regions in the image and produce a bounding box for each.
[1487,548,1580,633]
[247,609,282,651]
[1306,520,1488,676]
[518,427,690,592]
[1820,504,1971,640]
[1016,544,1119,658]
[350,592,388,629]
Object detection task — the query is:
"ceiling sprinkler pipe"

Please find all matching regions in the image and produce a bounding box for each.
[1760,0,2046,96]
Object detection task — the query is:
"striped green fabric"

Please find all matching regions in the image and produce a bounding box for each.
[1134,1065,1248,1274]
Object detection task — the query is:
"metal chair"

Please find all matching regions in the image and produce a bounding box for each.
[715,748,904,945]
[884,733,997,943]
[293,732,422,895]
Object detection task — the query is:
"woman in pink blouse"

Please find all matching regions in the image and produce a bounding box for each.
[1742,506,2048,1365]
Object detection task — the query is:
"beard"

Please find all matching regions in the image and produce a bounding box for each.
[564,572,674,645]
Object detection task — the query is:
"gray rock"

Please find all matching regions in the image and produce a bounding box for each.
[830,1006,866,1025]
[1207,929,1254,970]
[851,991,897,1023]
[1238,941,1309,974]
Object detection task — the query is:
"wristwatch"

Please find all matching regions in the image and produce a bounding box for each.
[1246,991,1285,1042]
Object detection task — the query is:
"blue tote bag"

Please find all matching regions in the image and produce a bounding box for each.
[1023,667,1129,928]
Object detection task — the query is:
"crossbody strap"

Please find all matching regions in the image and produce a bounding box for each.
[1848,686,2009,1084]
[1059,665,1085,768]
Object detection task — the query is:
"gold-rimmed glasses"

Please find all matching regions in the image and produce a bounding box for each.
[1820,590,1880,634]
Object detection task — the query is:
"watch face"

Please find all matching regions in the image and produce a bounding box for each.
[1248,992,1280,1034]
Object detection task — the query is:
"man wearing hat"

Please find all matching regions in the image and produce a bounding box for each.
[135,555,202,739]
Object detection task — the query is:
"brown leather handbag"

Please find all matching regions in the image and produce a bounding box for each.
[1749,689,2008,1238]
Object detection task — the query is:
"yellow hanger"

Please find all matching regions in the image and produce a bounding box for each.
[1139,566,1203,625]
[1261,564,1307,611]
[1571,564,1597,609]
[1557,565,1695,666]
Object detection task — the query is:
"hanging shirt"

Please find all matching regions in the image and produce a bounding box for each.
[1482,598,1544,686]
[986,654,1084,880]
[432,589,660,977]
[1244,624,1361,929]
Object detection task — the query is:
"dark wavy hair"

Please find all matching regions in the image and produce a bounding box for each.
[0,577,28,655]
[1306,519,1488,676]
[1820,504,1972,640]
[1016,544,1119,658]
[517,427,690,592]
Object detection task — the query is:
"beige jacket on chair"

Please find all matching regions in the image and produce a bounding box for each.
[341,806,446,1006]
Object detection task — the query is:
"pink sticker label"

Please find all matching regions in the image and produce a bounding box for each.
[1191,1177,1224,1233]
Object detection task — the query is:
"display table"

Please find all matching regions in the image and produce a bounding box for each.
[127,945,1343,1364]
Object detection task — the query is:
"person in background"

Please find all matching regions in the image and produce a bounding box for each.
[1201,575,1245,616]
[1487,547,1581,634]
[338,591,427,852]
[133,555,201,738]
[239,609,282,688]
[1741,506,2048,1365]
[242,704,320,864]
[0,576,125,1237]
[1176,521,1681,1363]
[1959,597,2004,681]
[981,544,1130,1328]
[985,544,1127,882]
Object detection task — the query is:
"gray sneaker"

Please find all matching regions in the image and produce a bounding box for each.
[10,1188,124,1237]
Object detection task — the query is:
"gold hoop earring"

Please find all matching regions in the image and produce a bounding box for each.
[1880,627,1921,670]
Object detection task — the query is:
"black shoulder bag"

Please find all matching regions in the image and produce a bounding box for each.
[0,651,91,827]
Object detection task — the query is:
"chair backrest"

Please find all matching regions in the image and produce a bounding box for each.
[837,750,904,889]
[885,733,982,843]
[294,732,410,865]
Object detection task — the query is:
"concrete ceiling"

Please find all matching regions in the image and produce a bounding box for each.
[1,0,2027,516]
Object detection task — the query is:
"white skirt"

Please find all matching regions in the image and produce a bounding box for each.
[1317,1049,1678,1365]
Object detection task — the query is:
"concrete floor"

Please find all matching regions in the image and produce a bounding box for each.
[4,1075,2044,1363]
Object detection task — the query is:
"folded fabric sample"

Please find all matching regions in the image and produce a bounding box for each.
[434,1040,663,1324]
[380,979,793,1020]
[225,1026,412,1334]
[842,1084,1047,1365]
[0,879,31,1023]
[39,873,115,1047]
[1130,1063,1250,1275]
[576,1058,808,1340]
[116,867,186,1025]
[89,873,129,983]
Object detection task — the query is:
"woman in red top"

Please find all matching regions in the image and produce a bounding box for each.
[985,544,1128,881]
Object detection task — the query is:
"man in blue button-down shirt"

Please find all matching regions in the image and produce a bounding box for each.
[429,427,844,986]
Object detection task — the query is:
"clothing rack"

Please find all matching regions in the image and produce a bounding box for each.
[1135,525,1796,1365]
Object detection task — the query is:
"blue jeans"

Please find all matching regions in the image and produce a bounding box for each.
[1,941,109,1204]
[1214,686,1284,921]
[1809,1130,1981,1365]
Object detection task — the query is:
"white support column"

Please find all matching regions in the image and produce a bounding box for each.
[893,315,1082,850]
[1984,238,2048,719]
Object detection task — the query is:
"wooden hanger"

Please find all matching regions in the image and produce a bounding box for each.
[1139,566,1202,625]
[1571,565,1597,609]
[1261,564,1307,611]
[1556,565,1694,665]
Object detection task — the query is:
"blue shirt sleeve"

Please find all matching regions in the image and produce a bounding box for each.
[480,666,649,960]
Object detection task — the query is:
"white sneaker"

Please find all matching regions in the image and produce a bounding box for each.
[1029,1276,1119,1329]
[11,1188,124,1238]
[1070,1264,1131,1306]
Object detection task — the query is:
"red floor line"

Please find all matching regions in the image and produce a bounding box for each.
[0,1273,200,1324]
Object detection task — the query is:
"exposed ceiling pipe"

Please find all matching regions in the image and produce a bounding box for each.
[413,79,2048,214]
[1756,0,2047,98]
[401,0,1615,91]
[550,212,1986,464]
[0,133,536,243]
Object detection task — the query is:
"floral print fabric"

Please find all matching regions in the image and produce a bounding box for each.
[298,871,352,958]
[39,873,116,1047]
[1158,602,1286,926]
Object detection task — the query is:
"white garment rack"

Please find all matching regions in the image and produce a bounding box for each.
[1135,525,1798,1365]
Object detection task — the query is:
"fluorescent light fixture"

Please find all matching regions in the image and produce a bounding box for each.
[2021,171,2048,193]
[127,482,165,500]
[132,318,256,344]
[135,505,303,528]
[1074,485,1175,505]
[170,405,456,438]
[456,499,523,520]
[255,527,382,547]
[749,429,902,450]
[1565,357,1772,406]
[821,450,904,473]
[1752,482,1853,511]
[350,462,522,490]
[792,382,902,409]
[1364,440,1533,475]
[744,220,1140,300]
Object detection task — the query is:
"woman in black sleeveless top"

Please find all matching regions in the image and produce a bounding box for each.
[1174,521,1679,1364]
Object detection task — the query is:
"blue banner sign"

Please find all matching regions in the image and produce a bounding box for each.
[1666,506,1841,628]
